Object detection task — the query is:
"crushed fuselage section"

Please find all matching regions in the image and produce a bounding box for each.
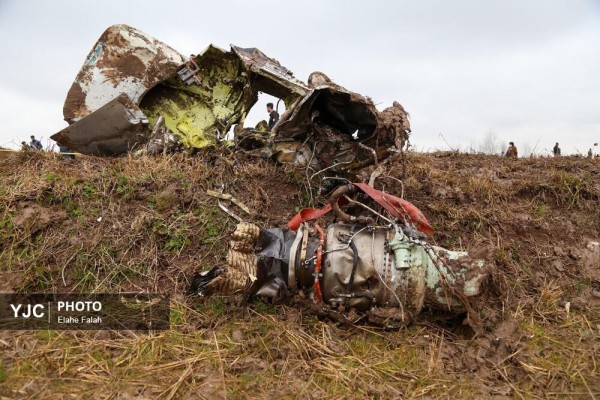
[53,24,411,174]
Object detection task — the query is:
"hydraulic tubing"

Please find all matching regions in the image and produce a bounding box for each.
[313,223,325,303]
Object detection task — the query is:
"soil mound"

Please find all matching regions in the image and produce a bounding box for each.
[0,151,598,398]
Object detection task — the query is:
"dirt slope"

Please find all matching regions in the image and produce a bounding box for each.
[0,151,598,399]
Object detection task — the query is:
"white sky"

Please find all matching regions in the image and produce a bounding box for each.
[0,0,599,155]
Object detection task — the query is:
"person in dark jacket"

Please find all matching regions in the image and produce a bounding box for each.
[267,103,279,130]
[30,135,43,150]
[553,143,561,157]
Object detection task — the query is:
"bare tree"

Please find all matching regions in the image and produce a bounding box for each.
[479,128,499,154]
[499,140,507,156]
[522,142,533,158]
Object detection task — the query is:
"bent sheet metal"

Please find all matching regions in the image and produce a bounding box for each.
[191,183,492,330]
[52,24,411,173]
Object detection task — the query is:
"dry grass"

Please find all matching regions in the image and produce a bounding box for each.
[0,151,599,398]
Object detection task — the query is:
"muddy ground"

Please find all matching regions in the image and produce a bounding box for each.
[0,151,599,399]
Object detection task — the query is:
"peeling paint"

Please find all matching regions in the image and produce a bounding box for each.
[85,42,104,67]
[53,24,412,170]
[62,24,186,124]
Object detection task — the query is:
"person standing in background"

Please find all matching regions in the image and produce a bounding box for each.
[505,142,518,158]
[30,135,43,150]
[267,103,279,131]
[553,143,561,157]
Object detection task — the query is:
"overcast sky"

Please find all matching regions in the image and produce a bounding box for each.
[0,0,599,155]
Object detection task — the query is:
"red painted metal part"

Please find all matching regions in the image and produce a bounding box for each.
[287,183,434,236]
[287,204,332,231]
[313,223,325,304]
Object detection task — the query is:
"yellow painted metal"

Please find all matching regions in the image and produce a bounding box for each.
[140,46,257,149]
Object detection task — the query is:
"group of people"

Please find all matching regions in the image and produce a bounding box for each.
[506,142,562,158]
[23,118,597,161]
[505,142,596,158]
[21,135,43,151]
[20,135,75,157]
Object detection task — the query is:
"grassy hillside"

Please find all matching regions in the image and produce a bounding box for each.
[1,151,599,398]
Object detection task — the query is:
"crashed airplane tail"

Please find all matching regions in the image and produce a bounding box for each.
[52,24,410,173]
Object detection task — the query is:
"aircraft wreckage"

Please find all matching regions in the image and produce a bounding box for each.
[193,182,491,329]
[51,24,410,173]
[53,25,492,326]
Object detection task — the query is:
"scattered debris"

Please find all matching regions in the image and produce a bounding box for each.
[2,151,599,397]
[192,183,491,329]
[217,200,243,223]
[207,190,250,215]
[51,24,410,174]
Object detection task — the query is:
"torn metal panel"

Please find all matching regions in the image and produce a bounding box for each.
[52,94,149,156]
[139,45,258,149]
[206,190,251,215]
[270,76,410,173]
[54,23,411,165]
[63,24,186,124]
[275,86,378,140]
[231,46,307,105]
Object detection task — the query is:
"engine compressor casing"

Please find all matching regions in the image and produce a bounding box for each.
[321,223,487,316]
